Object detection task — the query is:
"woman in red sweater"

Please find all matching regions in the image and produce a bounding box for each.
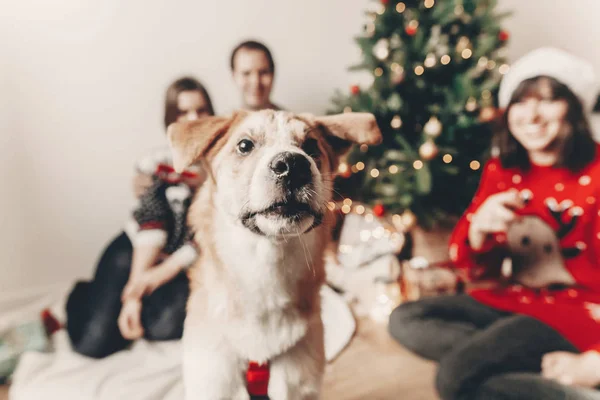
[390,47,600,399]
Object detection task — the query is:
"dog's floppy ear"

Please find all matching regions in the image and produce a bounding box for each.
[167,114,239,173]
[313,113,382,155]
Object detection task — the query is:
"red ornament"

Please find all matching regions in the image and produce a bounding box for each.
[498,30,509,41]
[381,0,390,4]
[405,26,418,36]
[373,204,386,217]
[340,169,352,178]
[350,85,360,95]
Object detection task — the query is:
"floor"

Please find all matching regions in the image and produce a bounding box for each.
[0,317,438,400]
[322,317,437,400]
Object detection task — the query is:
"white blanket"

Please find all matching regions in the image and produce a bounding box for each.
[8,285,354,400]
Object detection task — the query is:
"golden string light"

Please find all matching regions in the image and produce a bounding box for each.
[424,53,436,68]
[396,2,406,13]
[374,67,384,77]
[441,55,451,65]
[443,154,453,163]
[371,168,380,178]
[356,162,365,171]
[415,65,425,76]
[470,160,481,170]
[355,205,366,215]
[338,162,349,173]
[413,160,424,170]
[499,64,510,74]
[461,49,472,59]
[424,0,435,8]
[343,198,353,206]
[391,115,402,129]
[389,165,399,174]
[360,144,369,152]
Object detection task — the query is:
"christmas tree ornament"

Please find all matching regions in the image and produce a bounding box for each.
[424,53,437,68]
[380,0,389,6]
[465,97,478,112]
[387,93,403,111]
[365,22,376,37]
[373,203,386,217]
[456,36,470,52]
[419,139,439,160]
[373,38,390,60]
[498,30,510,42]
[405,20,419,36]
[391,115,402,129]
[423,116,442,137]
[401,210,417,230]
[338,162,352,178]
[479,106,497,122]
[389,34,403,49]
[477,56,489,69]
[350,85,360,95]
[391,63,405,84]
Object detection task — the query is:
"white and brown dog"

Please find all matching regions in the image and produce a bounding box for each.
[168,110,382,400]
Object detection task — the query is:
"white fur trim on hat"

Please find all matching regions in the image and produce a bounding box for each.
[498,47,598,112]
[133,229,167,247]
[165,184,191,203]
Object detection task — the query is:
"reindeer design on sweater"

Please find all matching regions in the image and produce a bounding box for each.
[504,197,583,288]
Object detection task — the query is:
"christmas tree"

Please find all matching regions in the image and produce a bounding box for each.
[331,0,511,228]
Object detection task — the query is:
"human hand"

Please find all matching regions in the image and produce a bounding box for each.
[122,264,178,301]
[468,189,524,250]
[118,299,144,340]
[542,350,600,388]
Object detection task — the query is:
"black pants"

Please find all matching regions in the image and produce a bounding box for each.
[66,232,190,358]
[389,294,600,400]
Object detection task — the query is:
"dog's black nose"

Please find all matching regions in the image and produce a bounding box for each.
[269,152,312,189]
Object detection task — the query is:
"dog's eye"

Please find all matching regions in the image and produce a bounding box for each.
[237,139,255,155]
[302,138,321,158]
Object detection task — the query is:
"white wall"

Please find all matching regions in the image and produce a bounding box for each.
[498,0,600,74]
[1,0,599,292]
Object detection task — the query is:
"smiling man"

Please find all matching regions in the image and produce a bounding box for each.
[230,40,283,111]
